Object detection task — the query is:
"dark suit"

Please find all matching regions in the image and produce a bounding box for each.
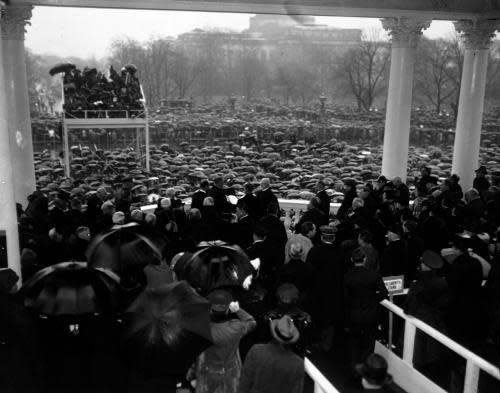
[240,193,262,219]
[256,188,278,214]
[344,265,388,365]
[226,215,255,250]
[190,189,207,211]
[247,239,283,290]
[210,186,230,214]
[315,189,331,219]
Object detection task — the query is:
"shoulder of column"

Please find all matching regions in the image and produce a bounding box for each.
[0,4,33,41]
[381,17,432,48]
[454,19,500,50]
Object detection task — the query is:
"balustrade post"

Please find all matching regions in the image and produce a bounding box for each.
[402,319,416,364]
[464,361,480,393]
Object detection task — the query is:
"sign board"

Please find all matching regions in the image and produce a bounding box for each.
[383,275,405,295]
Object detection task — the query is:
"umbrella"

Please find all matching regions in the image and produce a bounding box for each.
[175,241,254,294]
[49,62,76,76]
[86,222,165,274]
[20,262,121,317]
[122,280,212,377]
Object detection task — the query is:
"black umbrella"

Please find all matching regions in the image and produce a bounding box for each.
[20,262,121,317]
[122,280,212,377]
[175,241,254,294]
[49,62,76,76]
[86,223,165,274]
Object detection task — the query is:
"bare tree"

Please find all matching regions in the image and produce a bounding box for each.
[414,38,457,114]
[334,30,389,111]
[170,47,201,99]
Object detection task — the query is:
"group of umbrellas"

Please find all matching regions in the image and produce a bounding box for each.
[17,223,255,370]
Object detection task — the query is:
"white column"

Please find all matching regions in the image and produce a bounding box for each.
[451,20,499,191]
[1,5,35,208]
[381,17,430,181]
[0,7,22,278]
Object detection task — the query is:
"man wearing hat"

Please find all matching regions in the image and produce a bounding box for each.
[337,178,357,219]
[380,225,408,278]
[256,178,279,215]
[191,289,256,393]
[191,179,210,212]
[239,315,304,393]
[404,250,448,373]
[210,177,231,214]
[306,225,346,352]
[355,353,393,392]
[314,180,331,219]
[473,165,490,198]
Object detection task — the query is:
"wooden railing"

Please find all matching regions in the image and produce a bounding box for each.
[304,357,341,393]
[379,299,500,393]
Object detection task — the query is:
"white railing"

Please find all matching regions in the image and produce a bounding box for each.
[379,299,500,393]
[304,357,341,393]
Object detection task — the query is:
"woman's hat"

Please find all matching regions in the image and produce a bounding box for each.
[270,315,300,344]
[421,250,444,269]
[355,353,392,386]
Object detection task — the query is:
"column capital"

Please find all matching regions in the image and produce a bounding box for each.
[0,4,33,41]
[454,19,500,50]
[381,17,431,48]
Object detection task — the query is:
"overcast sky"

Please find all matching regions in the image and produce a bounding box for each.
[25,6,457,59]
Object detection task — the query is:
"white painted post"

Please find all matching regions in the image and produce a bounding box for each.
[463,361,480,393]
[402,320,416,364]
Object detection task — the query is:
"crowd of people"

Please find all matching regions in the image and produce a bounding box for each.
[2,153,500,392]
[51,63,144,116]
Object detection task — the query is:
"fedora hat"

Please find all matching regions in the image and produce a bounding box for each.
[355,353,392,386]
[270,315,300,344]
[420,250,443,269]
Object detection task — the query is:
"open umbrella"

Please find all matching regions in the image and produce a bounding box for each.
[20,262,121,317]
[86,223,165,274]
[174,241,254,294]
[49,62,76,76]
[122,280,212,377]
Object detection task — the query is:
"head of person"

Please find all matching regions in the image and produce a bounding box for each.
[213,177,224,189]
[75,226,91,242]
[270,315,300,346]
[0,268,19,295]
[420,166,431,177]
[351,247,366,266]
[288,243,304,261]
[203,196,214,207]
[260,177,271,191]
[112,211,126,225]
[475,165,487,178]
[130,209,144,223]
[392,177,403,187]
[343,178,357,192]
[276,283,300,309]
[419,250,444,272]
[244,182,254,195]
[358,230,373,248]
[352,197,364,210]
[359,185,372,199]
[320,225,336,244]
[187,208,201,222]
[386,225,402,243]
[308,196,321,211]
[144,213,157,227]
[236,200,249,219]
[199,179,210,191]
[450,174,460,185]
[70,197,82,212]
[96,186,107,200]
[300,221,316,239]
[464,188,480,203]
[253,223,269,242]
[207,289,232,317]
[166,187,176,199]
[375,175,387,190]
[101,200,115,216]
[160,197,172,210]
[356,353,392,389]
[315,180,325,193]
[402,219,418,235]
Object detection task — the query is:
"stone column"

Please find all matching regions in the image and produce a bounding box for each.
[1,5,35,208]
[0,6,22,278]
[451,20,499,191]
[381,17,430,181]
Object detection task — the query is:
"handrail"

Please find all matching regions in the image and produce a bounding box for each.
[380,299,500,380]
[304,357,341,393]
